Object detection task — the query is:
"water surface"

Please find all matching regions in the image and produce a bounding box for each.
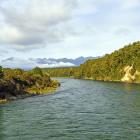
[0,78,140,140]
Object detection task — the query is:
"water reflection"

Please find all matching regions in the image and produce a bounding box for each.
[123,83,140,93]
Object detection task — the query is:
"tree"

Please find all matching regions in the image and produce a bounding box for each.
[0,66,3,79]
[31,67,43,76]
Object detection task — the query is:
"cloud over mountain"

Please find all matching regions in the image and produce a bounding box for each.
[0,57,95,69]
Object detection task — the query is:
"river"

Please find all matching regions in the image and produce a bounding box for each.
[0,78,140,140]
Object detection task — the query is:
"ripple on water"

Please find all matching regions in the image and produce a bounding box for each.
[0,78,140,140]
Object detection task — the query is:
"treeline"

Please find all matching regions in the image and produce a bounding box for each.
[43,67,81,78]
[44,41,140,83]
[0,67,60,101]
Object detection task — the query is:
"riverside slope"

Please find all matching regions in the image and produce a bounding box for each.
[44,41,140,84]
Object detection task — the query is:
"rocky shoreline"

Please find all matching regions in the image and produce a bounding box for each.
[0,81,60,104]
[0,67,60,104]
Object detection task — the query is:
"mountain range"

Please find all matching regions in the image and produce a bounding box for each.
[0,56,97,69]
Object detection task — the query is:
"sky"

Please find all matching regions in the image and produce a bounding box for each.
[0,0,140,62]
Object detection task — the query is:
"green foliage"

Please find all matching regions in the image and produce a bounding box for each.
[43,41,140,82]
[14,68,24,75]
[43,67,80,78]
[0,67,60,100]
[77,41,140,81]
[0,66,3,79]
[30,67,43,76]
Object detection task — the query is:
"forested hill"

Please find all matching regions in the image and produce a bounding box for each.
[80,41,140,82]
[44,41,140,83]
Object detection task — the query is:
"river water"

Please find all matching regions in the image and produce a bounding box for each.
[0,78,140,140]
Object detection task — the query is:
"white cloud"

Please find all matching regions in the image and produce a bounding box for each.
[75,0,98,16]
[121,0,140,9]
[1,57,36,69]
[38,62,75,68]
[0,0,77,50]
[114,27,132,36]
[0,0,140,59]
[0,57,75,69]
[0,25,23,44]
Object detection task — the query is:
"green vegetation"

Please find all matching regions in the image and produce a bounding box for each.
[0,67,60,102]
[0,66,3,79]
[1,41,140,103]
[43,67,80,78]
[80,41,140,82]
[30,67,44,76]
[44,41,140,83]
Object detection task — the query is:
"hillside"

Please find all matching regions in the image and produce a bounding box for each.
[80,41,140,82]
[44,41,140,83]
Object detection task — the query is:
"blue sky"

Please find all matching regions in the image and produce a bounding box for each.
[0,0,140,61]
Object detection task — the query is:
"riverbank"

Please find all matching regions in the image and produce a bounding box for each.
[51,76,140,84]
[0,82,60,104]
[0,67,60,104]
[82,77,140,84]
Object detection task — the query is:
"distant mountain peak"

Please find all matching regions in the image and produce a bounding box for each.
[0,56,97,69]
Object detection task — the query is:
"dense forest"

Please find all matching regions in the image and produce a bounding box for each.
[0,67,60,103]
[44,41,140,83]
[43,67,80,78]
